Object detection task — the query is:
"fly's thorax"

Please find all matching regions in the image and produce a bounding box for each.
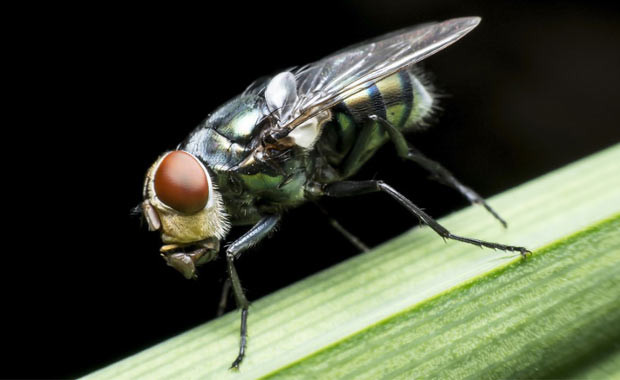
[180,95,265,172]
[212,158,311,226]
[142,150,230,244]
[211,97,264,144]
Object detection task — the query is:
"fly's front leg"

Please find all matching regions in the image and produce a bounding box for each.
[216,278,231,317]
[226,215,281,369]
[369,115,508,228]
[323,180,529,256]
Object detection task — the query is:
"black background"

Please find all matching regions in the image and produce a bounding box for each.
[5,1,620,378]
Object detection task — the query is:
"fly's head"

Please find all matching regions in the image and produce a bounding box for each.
[141,150,230,279]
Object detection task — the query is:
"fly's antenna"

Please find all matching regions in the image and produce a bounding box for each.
[130,203,143,216]
[130,203,146,227]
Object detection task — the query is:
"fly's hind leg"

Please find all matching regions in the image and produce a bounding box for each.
[369,115,508,228]
[226,215,281,369]
[323,180,529,256]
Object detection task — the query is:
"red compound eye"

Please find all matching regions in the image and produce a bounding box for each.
[154,151,209,214]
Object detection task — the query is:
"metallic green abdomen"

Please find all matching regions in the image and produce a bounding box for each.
[318,68,433,178]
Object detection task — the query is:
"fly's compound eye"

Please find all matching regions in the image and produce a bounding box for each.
[154,151,209,214]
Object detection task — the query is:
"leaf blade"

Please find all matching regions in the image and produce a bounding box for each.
[84,144,620,380]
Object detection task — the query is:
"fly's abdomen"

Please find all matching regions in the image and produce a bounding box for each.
[378,69,434,130]
[341,69,433,130]
[318,69,434,177]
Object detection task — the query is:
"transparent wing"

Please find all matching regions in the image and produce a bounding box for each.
[274,17,480,133]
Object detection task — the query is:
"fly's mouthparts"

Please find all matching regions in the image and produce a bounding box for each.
[159,238,221,279]
[159,237,220,254]
[160,244,181,253]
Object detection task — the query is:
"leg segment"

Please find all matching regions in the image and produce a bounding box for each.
[324,180,529,255]
[226,215,281,369]
[216,278,231,317]
[315,202,369,252]
[369,115,508,228]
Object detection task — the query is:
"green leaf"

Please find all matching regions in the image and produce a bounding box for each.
[84,144,620,380]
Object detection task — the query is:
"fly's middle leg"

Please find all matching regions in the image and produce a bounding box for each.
[323,180,529,256]
[314,201,370,252]
[369,114,508,228]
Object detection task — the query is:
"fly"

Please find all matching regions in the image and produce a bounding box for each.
[137,16,529,369]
